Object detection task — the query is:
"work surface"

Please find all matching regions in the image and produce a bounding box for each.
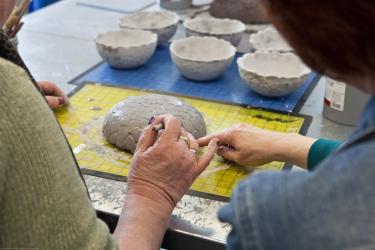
[18,0,354,247]
[56,83,310,201]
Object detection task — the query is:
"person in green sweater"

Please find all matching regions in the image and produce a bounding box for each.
[0,56,219,249]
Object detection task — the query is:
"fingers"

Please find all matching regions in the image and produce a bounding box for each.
[135,118,160,152]
[155,115,182,142]
[198,130,233,147]
[217,145,240,162]
[196,138,219,175]
[181,129,201,159]
[37,81,64,96]
[180,128,198,149]
[38,81,70,109]
[45,96,66,109]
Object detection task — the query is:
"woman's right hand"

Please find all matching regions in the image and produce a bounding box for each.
[198,124,316,168]
[115,115,218,250]
[127,114,219,210]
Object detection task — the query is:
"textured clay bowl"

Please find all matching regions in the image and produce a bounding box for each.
[96,30,157,69]
[249,27,292,53]
[184,17,246,46]
[238,52,311,97]
[119,11,179,45]
[170,36,236,81]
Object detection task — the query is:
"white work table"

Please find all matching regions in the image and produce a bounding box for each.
[17,0,354,249]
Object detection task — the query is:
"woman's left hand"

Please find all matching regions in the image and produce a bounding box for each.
[37,81,70,109]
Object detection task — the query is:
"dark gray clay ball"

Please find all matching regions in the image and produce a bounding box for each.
[103,94,207,153]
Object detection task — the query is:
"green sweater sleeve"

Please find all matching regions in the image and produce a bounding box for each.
[0,59,118,249]
[307,138,342,171]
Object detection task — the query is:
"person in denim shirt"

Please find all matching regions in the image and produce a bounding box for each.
[199,0,375,249]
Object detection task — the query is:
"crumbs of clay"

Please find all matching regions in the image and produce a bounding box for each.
[91,106,102,111]
[103,94,207,153]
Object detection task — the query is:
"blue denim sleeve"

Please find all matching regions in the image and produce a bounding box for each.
[218,139,375,250]
[218,181,261,250]
[218,170,309,250]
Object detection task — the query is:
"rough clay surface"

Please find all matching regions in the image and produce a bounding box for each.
[210,0,269,24]
[103,95,207,153]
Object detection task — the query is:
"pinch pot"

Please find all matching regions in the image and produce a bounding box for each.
[119,11,179,45]
[184,17,246,46]
[170,36,236,81]
[95,30,157,69]
[238,52,311,97]
[249,27,292,53]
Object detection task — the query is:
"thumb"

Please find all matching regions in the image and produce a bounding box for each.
[217,146,240,162]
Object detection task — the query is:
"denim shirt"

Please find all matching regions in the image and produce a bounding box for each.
[219,96,375,250]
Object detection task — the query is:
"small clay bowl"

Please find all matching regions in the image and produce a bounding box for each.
[238,52,310,97]
[249,27,292,53]
[170,36,236,81]
[95,30,157,69]
[119,11,179,45]
[184,17,246,46]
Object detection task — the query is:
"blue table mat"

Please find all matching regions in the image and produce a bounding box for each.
[71,46,320,113]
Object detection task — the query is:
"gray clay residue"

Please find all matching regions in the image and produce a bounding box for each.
[103,94,207,153]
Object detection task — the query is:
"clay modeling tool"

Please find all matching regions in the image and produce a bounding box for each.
[3,0,31,38]
[55,83,311,201]
[152,123,164,132]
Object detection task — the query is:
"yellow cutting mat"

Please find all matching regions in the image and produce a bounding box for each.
[55,83,307,200]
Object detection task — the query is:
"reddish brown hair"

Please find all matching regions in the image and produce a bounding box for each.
[260,1,375,84]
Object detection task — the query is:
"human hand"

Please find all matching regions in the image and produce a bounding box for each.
[127,114,219,210]
[198,124,316,168]
[37,81,70,109]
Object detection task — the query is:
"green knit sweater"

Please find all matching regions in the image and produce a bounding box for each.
[0,58,118,249]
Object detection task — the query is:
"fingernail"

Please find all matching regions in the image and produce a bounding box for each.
[217,146,228,152]
[58,97,65,106]
[214,138,220,146]
[148,116,155,125]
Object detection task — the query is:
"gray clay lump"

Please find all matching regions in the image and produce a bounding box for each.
[103,94,207,153]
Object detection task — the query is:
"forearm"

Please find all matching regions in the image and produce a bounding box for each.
[114,194,173,250]
[273,133,317,169]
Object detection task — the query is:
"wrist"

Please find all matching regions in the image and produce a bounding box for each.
[127,179,176,212]
[125,193,174,218]
[114,193,173,249]
[273,133,317,168]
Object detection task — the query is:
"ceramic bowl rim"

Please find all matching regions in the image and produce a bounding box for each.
[184,17,246,36]
[237,52,311,79]
[96,30,157,49]
[119,11,179,30]
[170,36,236,63]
